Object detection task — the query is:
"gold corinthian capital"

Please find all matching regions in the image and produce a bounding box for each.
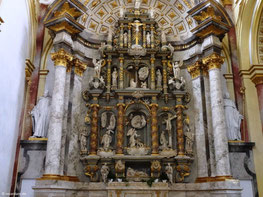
[51,48,73,68]
[74,58,87,77]
[202,53,224,70]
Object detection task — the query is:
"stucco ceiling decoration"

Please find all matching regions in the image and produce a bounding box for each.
[79,0,197,42]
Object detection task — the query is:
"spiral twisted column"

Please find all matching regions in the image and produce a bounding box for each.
[116,103,125,154]
[175,105,185,156]
[150,103,159,155]
[90,104,99,155]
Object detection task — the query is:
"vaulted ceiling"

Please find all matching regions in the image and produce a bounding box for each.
[79,0,198,42]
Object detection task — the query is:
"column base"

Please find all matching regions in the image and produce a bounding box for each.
[195,176,233,183]
[38,174,79,182]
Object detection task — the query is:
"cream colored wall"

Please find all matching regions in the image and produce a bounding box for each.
[236,0,263,196]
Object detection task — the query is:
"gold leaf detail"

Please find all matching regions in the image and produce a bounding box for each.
[97,9,105,17]
[54,2,82,18]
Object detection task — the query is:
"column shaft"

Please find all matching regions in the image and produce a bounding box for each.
[116,103,125,154]
[255,83,263,132]
[44,49,72,176]
[176,105,185,156]
[90,104,99,155]
[150,104,158,154]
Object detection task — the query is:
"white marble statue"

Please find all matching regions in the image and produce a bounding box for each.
[124,32,128,46]
[224,92,243,140]
[127,128,144,148]
[141,81,147,89]
[101,130,114,151]
[135,0,141,9]
[31,90,51,138]
[130,78,137,88]
[165,163,173,183]
[112,68,118,87]
[127,167,148,178]
[100,163,109,183]
[79,127,89,153]
[149,8,155,18]
[179,76,186,90]
[156,69,162,87]
[120,7,125,17]
[163,113,177,147]
[160,130,168,150]
[172,60,183,80]
[146,32,151,46]
[161,30,167,45]
[131,114,146,129]
[138,67,149,81]
[101,112,107,128]
[107,114,116,130]
[93,58,104,78]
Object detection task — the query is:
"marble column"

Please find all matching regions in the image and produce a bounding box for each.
[60,64,72,176]
[150,24,155,48]
[187,62,208,179]
[150,103,158,155]
[119,24,124,48]
[143,25,146,48]
[251,75,263,132]
[162,60,168,96]
[203,73,217,177]
[128,24,131,48]
[90,104,99,155]
[67,59,87,180]
[116,103,125,154]
[43,48,73,177]
[203,54,231,178]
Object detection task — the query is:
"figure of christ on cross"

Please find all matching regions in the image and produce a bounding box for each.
[163,113,177,148]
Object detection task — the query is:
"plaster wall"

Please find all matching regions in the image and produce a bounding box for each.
[0,0,30,194]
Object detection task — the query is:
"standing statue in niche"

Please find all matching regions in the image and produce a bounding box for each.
[100,163,109,183]
[156,69,162,87]
[127,128,144,148]
[124,32,128,46]
[101,130,114,151]
[112,68,118,87]
[31,90,51,138]
[130,78,137,88]
[146,32,151,47]
[107,114,116,130]
[172,60,183,80]
[165,163,173,183]
[93,58,104,78]
[163,113,177,148]
[224,92,243,140]
[184,117,194,156]
[101,112,107,128]
[135,0,141,9]
[160,130,168,150]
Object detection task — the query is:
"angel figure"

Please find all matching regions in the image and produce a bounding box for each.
[172,60,183,80]
[93,58,105,78]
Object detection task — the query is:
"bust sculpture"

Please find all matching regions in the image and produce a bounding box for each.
[31,90,51,138]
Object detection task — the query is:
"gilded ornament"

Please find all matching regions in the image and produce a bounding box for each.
[49,21,80,34]
[54,2,82,18]
[202,53,224,70]
[51,48,73,67]
[74,58,87,76]
[193,6,222,22]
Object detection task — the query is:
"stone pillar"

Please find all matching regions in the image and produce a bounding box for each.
[119,24,124,48]
[251,75,263,132]
[150,57,155,90]
[150,103,158,155]
[43,48,73,178]
[119,57,124,89]
[67,59,87,180]
[187,61,209,179]
[116,103,125,155]
[203,53,231,178]
[162,60,168,102]
[107,59,112,93]
[90,104,99,155]
[60,64,72,176]
[203,73,217,177]
[175,104,185,156]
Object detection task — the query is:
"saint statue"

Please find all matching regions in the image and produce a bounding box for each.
[101,130,114,151]
[79,126,89,153]
[172,60,183,80]
[93,58,105,78]
[163,113,177,147]
[156,69,162,87]
[124,32,128,46]
[100,163,109,183]
[112,68,118,87]
[146,32,151,47]
[160,130,168,150]
[130,78,137,88]
[161,30,167,45]
[165,163,173,183]
[31,90,51,138]
[224,92,243,140]
[107,114,116,130]
[127,128,144,148]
